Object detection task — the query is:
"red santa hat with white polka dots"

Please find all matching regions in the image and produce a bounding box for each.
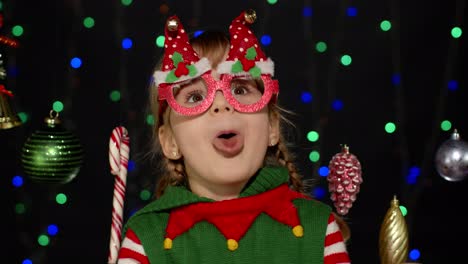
[218,9,275,77]
[153,16,211,87]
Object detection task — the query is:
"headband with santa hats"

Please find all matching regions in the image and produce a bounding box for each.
[153,16,211,87]
[218,9,275,78]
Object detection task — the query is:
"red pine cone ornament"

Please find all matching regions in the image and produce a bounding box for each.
[327,145,363,215]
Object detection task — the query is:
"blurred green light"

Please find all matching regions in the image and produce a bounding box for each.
[146,114,155,125]
[140,189,152,201]
[0,2,3,11]
[156,35,165,48]
[52,101,64,112]
[307,131,319,142]
[399,205,407,216]
[441,120,452,131]
[451,27,462,38]
[340,55,352,66]
[380,20,392,31]
[56,193,68,205]
[308,151,320,162]
[18,112,29,123]
[267,0,278,4]
[38,234,50,246]
[15,203,26,214]
[83,17,95,28]
[385,122,396,133]
[110,90,121,102]
[121,0,133,6]
[315,41,327,53]
[12,25,24,37]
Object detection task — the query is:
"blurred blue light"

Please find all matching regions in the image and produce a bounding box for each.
[70,57,82,69]
[22,259,32,264]
[122,38,133,49]
[347,7,358,17]
[312,186,326,199]
[332,99,344,111]
[7,66,19,77]
[128,160,136,172]
[318,166,329,177]
[406,165,421,185]
[260,35,271,46]
[448,80,458,91]
[47,224,59,236]
[301,91,313,103]
[303,7,313,17]
[409,249,421,260]
[12,175,24,187]
[392,73,401,85]
[194,30,204,38]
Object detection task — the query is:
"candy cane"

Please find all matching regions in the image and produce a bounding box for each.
[108,126,130,264]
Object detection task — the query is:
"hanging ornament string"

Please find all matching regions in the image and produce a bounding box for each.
[108,126,130,264]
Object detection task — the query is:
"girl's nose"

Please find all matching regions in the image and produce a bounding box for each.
[210,91,232,114]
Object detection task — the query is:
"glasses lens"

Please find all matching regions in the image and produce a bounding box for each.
[172,77,208,108]
[230,76,264,105]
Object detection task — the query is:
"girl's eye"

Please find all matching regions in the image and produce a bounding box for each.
[187,91,205,103]
[232,86,248,95]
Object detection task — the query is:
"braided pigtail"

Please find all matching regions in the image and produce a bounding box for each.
[274,137,305,194]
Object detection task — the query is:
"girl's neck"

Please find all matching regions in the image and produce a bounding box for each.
[188,179,247,201]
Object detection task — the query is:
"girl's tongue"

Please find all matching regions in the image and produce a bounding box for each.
[212,133,244,157]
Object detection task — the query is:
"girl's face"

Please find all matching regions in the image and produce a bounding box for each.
[159,69,279,200]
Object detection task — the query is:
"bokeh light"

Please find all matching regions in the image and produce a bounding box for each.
[409,249,421,261]
[155,35,165,48]
[146,114,154,125]
[159,4,169,14]
[122,38,133,49]
[440,120,452,131]
[312,186,326,199]
[47,224,59,236]
[380,20,392,31]
[392,73,401,85]
[83,17,95,28]
[12,175,24,187]
[128,160,136,172]
[318,166,329,177]
[340,55,352,66]
[315,41,327,53]
[267,0,278,5]
[301,91,313,103]
[15,203,26,214]
[399,205,407,216]
[22,259,32,264]
[406,166,421,184]
[447,80,458,91]
[12,25,24,37]
[347,7,357,17]
[38,234,50,246]
[121,0,133,6]
[194,30,204,38]
[332,99,344,111]
[110,90,121,102]
[260,35,271,46]
[309,151,320,162]
[451,27,462,38]
[18,112,29,123]
[70,57,82,69]
[140,189,152,201]
[56,193,68,205]
[385,122,396,133]
[307,131,319,142]
[303,7,313,17]
[52,101,64,112]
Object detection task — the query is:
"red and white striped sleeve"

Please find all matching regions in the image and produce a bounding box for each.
[117,228,150,264]
[324,213,351,264]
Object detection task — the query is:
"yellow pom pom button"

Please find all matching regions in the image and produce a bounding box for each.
[292,225,304,237]
[163,238,173,249]
[227,239,239,251]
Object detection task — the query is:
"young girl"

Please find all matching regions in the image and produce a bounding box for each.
[117,10,351,264]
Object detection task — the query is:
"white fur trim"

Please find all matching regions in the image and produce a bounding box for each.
[153,58,211,86]
[217,58,275,76]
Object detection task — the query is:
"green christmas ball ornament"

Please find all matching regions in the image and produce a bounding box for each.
[21,110,84,184]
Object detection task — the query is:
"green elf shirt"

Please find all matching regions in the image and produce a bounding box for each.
[123,166,331,263]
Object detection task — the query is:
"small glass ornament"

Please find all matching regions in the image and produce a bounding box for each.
[434,129,468,182]
[21,110,84,184]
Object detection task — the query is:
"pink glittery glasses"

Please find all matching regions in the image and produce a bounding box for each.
[158,72,279,116]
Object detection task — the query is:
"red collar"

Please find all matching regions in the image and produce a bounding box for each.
[164,184,308,250]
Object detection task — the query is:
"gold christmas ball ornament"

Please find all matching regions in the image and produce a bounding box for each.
[379,195,409,264]
[167,18,179,32]
[244,9,257,24]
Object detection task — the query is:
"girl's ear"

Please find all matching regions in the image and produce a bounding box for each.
[269,112,280,146]
[159,125,181,160]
